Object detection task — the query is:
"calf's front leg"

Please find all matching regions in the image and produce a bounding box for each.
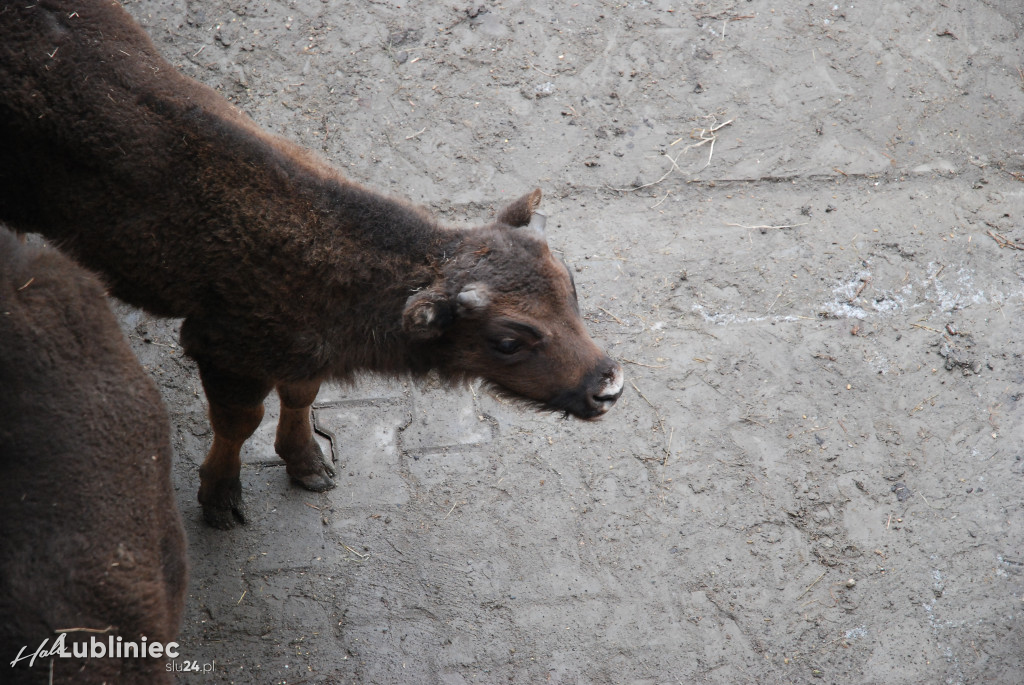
[197,365,272,529]
[275,380,336,492]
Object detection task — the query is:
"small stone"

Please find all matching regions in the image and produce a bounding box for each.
[892,482,911,502]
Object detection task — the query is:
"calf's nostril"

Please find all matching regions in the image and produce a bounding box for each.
[600,364,624,398]
[581,360,624,415]
[590,381,623,410]
[593,385,623,403]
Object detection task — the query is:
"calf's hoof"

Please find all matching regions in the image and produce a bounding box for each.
[287,457,336,492]
[202,500,247,529]
[198,475,247,529]
[280,440,337,493]
[290,469,335,492]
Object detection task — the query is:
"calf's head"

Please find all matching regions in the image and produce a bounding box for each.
[404,189,623,419]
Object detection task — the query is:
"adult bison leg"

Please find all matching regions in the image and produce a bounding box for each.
[196,364,273,529]
[275,380,336,492]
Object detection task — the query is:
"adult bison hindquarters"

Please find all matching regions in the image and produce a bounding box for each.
[0,231,187,684]
[0,0,623,529]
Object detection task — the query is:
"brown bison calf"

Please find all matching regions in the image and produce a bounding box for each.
[0,231,187,683]
[0,0,624,528]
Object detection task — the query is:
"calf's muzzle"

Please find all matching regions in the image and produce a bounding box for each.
[551,357,624,420]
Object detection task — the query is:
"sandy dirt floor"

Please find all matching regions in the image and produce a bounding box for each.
[108,0,1024,682]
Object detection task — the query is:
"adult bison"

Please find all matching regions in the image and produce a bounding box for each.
[0,230,187,683]
[0,0,623,528]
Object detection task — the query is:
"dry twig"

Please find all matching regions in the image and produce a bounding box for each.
[796,571,827,600]
[55,626,114,634]
[527,62,555,77]
[850,275,871,302]
[909,393,939,416]
[598,307,625,325]
[610,117,733,192]
[725,221,809,230]
[343,544,368,559]
[622,358,667,369]
[987,229,1024,250]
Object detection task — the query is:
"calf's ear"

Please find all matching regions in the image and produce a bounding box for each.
[403,282,492,338]
[496,188,543,228]
[403,288,453,339]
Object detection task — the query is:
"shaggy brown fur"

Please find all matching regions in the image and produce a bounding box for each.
[0,0,623,528]
[0,230,187,683]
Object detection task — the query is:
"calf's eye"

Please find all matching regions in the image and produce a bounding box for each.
[492,338,523,355]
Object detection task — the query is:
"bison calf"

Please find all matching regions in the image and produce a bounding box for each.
[0,0,624,528]
[0,231,187,684]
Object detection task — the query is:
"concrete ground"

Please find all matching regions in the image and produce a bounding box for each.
[112,0,1024,682]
